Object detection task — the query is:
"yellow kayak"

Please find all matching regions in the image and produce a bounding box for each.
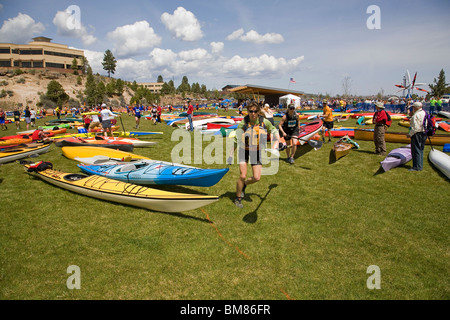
[61,146,149,161]
[23,163,219,213]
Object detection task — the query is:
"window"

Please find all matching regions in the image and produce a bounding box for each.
[44,50,82,59]
[19,49,43,55]
[21,61,32,68]
[46,62,65,69]
[0,48,10,54]
[0,60,11,67]
[33,61,43,68]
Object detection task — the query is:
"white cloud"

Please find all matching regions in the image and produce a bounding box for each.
[210,42,224,54]
[107,21,161,58]
[226,28,244,41]
[0,13,45,43]
[53,10,97,46]
[222,54,304,77]
[83,46,304,85]
[160,7,203,41]
[226,28,284,44]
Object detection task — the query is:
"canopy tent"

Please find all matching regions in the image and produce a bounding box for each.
[279,94,301,108]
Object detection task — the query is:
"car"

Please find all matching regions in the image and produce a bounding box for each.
[441,94,450,104]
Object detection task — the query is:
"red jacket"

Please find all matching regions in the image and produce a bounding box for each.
[373,110,388,125]
[187,104,194,115]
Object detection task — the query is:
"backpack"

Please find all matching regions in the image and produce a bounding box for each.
[384,110,392,127]
[423,112,436,136]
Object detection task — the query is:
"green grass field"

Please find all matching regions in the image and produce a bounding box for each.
[0,110,449,300]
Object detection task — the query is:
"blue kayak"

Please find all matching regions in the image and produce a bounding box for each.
[77,160,229,187]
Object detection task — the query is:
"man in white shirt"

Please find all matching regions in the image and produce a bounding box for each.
[407,102,426,171]
[100,104,119,137]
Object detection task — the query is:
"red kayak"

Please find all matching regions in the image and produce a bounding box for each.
[206,123,235,130]
[288,120,323,145]
[54,137,134,152]
[328,129,355,138]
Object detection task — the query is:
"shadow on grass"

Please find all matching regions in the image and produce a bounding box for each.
[329,149,337,164]
[243,183,278,224]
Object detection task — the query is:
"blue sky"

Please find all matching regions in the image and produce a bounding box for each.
[0,0,449,97]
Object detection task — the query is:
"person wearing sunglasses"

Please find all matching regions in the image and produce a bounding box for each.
[233,101,280,208]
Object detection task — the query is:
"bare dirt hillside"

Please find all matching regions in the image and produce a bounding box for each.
[0,69,136,110]
[0,68,218,111]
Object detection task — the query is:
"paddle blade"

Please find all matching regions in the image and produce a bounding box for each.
[307,139,323,150]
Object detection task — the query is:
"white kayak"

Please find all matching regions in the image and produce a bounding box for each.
[428,148,450,180]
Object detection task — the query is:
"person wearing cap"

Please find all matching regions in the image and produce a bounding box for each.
[321,100,333,143]
[372,101,388,156]
[278,104,300,164]
[100,104,119,137]
[407,102,427,171]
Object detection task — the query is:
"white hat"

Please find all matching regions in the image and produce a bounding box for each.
[375,101,385,109]
[101,103,107,108]
[412,102,422,108]
[264,103,270,108]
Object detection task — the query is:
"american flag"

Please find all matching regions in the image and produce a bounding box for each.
[290,78,296,83]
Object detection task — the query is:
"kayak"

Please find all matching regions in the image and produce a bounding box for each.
[23,163,219,213]
[206,123,236,130]
[81,136,156,147]
[61,146,149,161]
[0,137,33,146]
[332,136,359,160]
[380,145,412,172]
[438,121,450,132]
[297,120,323,145]
[438,111,450,119]
[428,148,450,180]
[54,137,134,152]
[0,143,50,164]
[354,129,450,145]
[328,129,355,138]
[187,117,235,131]
[112,131,163,137]
[77,160,229,187]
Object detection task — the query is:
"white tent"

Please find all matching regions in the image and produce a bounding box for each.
[279,94,301,108]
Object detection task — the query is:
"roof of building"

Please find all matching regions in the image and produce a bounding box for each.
[228,84,304,96]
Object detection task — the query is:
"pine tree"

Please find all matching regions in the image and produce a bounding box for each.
[46,80,69,105]
[102,49,117,78]
[84,66,97,105]
[71,58,79,75]
[429,69,448,98]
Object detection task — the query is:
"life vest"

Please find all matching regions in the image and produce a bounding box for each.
[240,115,267,151]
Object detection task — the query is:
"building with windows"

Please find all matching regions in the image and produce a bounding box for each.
[0,36,84,72]
[139,82,164,93]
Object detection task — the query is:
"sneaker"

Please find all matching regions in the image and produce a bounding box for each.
[289,157,295,164]
[234,198,243,208]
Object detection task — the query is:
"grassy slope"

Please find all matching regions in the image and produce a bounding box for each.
[0,110,448,300]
